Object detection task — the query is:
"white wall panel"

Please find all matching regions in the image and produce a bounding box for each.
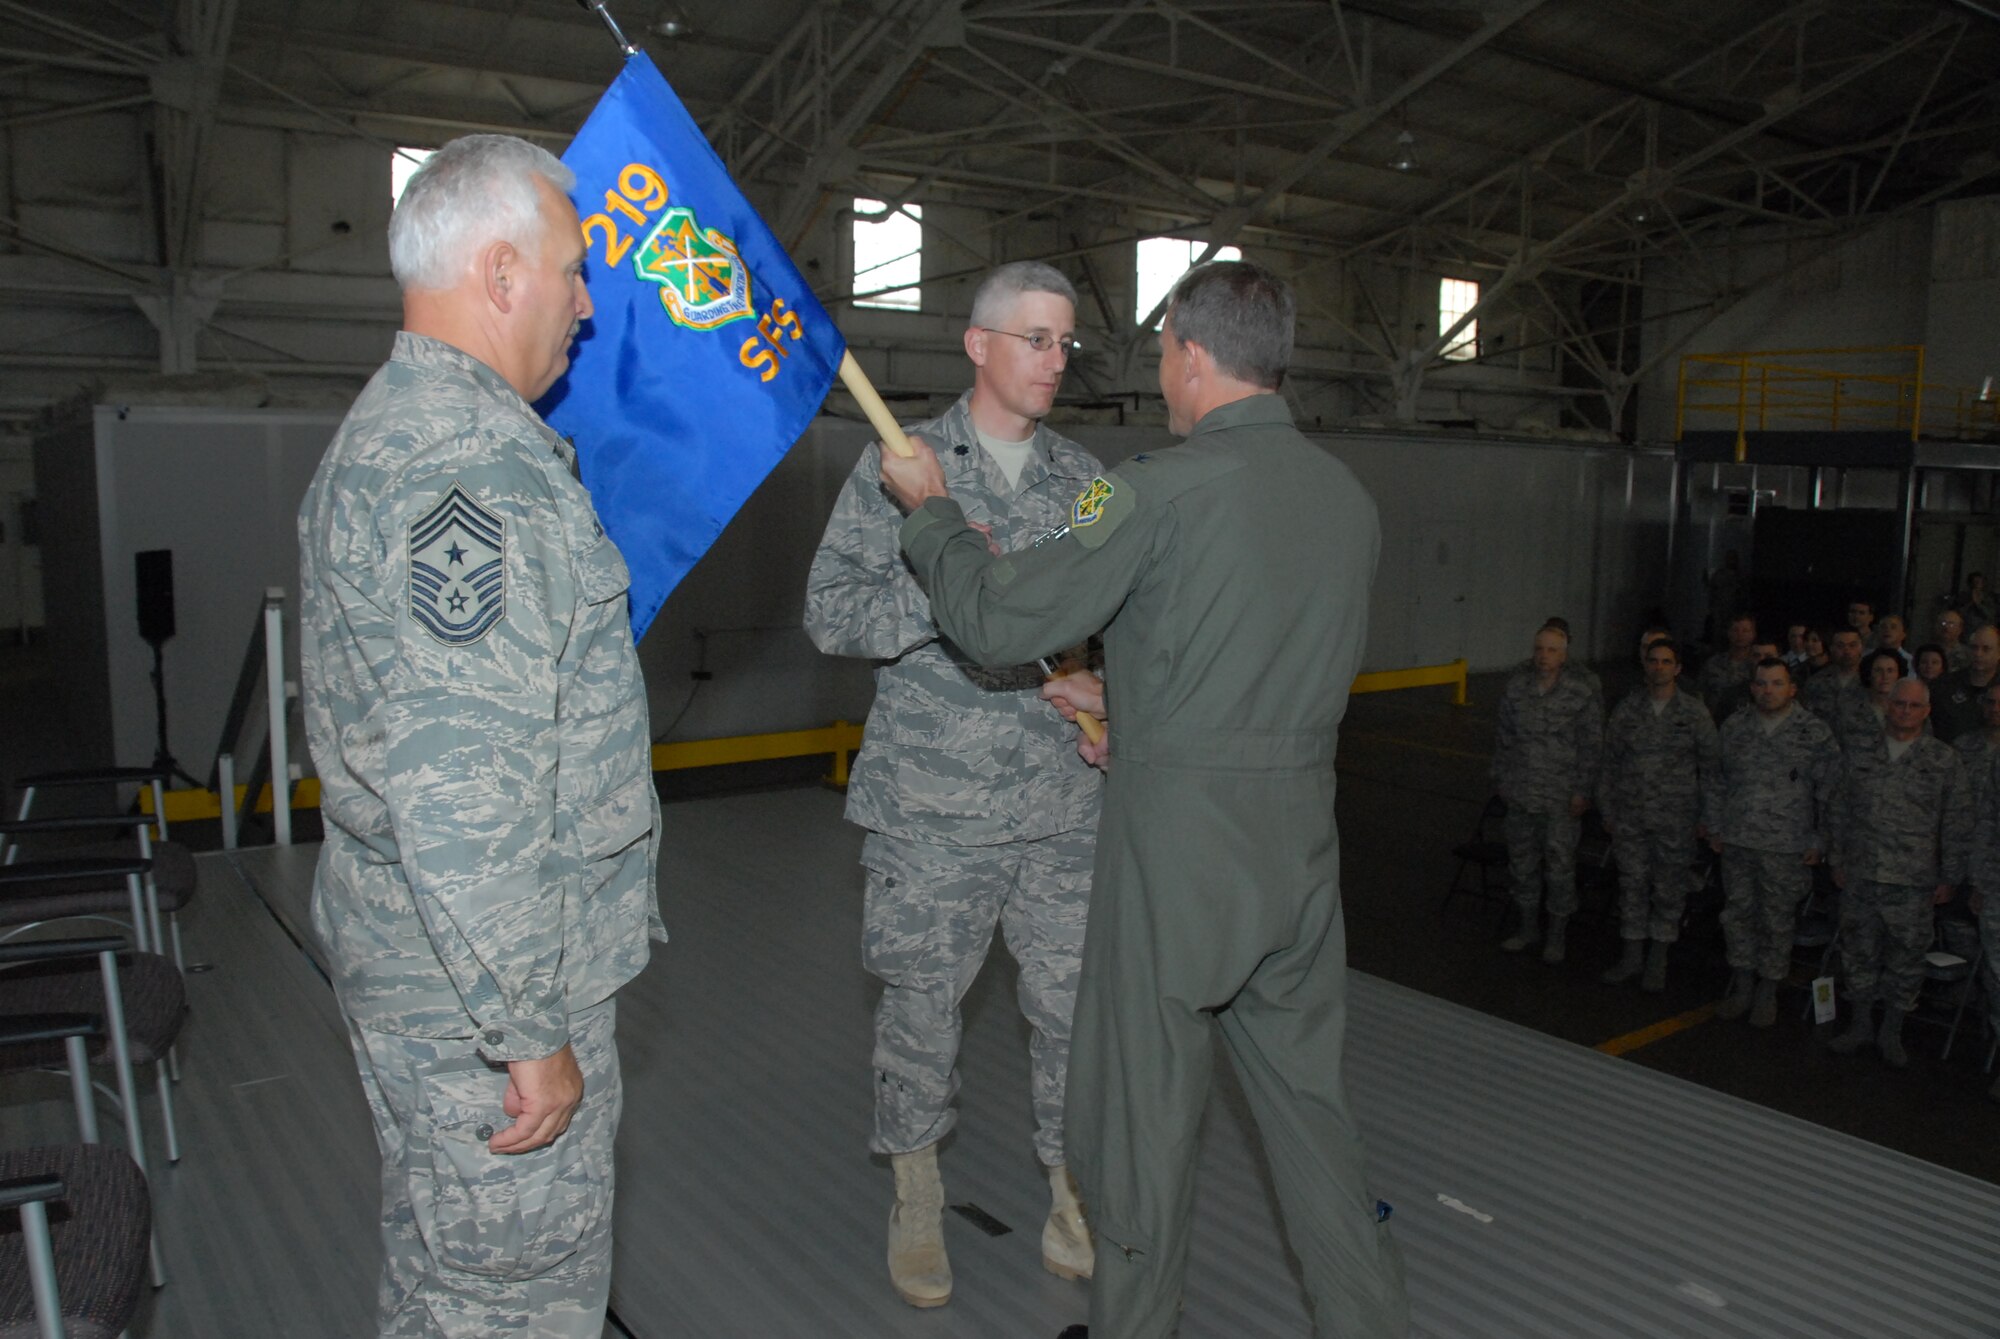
[88,407,337,780]
[35,403,1673,780]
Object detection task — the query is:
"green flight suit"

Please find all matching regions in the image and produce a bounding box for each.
[900,394,1409,1339]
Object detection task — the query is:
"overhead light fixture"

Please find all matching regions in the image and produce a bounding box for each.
[651,3,693,38]
[1388,129,1417,173]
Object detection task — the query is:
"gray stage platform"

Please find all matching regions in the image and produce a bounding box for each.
[7,785,1996,1336]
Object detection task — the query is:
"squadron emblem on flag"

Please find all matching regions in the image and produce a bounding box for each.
[634,205,754,329]
[1071,477,1115,527]
[408,486,505,645]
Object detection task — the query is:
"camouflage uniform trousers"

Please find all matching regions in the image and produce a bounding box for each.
[1981,889,2000,1035]
[861,828,1093,1167]
[1610,824,1699,943]
[1836,879,1935,1012]
[1502,808,1581,919]
[1719,845,1812,981]
[348,998,620,1338]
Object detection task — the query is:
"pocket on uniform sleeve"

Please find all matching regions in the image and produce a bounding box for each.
[414,1061,610,1281]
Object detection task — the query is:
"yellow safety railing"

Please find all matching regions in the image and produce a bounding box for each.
[140,721,870,822]
[142,781,321,824]
[1352,658,1469,706]
[1676,345,2000,461]
[650,721,864,785]
[143,665,1478,824]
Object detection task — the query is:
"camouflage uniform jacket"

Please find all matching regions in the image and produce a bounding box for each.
[1954,730,2000,814]
[1696,652,1755,716]
[299,333,662,1062]
[1799,666,1863,728]
[1597,687,1719,834]
[1491,665,1603,815]
[804,390,1104,845]
[1970,749,2000,890]
[1703,705,1841,855]
[1832,693,1889,754]
[1830,732,1972,886]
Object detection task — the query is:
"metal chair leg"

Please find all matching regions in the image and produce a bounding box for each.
[1941,943,1982,1061]
[96,947,165,1289]
[156,1063,181,1164]
[20,1198,63,1335]
[66,1034,101,1144]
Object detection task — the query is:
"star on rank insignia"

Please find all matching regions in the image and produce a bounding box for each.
[409,486,505,645]
[1071,476,1115,527]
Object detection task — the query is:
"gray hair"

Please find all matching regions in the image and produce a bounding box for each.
[1164,259,1294,389]
[969,261,1078,328]
[388,135,576,291]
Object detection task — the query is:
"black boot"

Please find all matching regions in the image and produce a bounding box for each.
[1058,1328,1089,1338]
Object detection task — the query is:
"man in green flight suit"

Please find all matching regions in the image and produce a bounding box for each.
[879,260,1409,1339]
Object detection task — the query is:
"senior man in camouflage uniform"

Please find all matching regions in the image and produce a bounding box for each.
[805,261,1102,1307]
[1491,622,1603,964]
[1597,638,1719,993]
[1826,678,1972,1067]
[299,135,660,1337]
[1704,660,1842,1028]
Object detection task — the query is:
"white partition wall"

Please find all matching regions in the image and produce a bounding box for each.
[638,420,1677,744]
[34,404,338,780]
[33,400,1676,782]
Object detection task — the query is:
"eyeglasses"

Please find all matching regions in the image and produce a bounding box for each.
[977,327,1083,358]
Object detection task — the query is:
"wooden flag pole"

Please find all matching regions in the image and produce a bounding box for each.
[839,349,915,458]
[837,350,1105,746]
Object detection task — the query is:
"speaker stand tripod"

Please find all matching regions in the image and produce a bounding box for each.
[146,636,202,790]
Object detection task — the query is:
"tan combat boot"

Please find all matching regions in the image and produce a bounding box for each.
[889,1147,951,1307]
[1042,1163,1094,1281]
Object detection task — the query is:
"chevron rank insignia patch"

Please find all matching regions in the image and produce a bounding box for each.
[1071,476,1115,527]
[409,486,505,645]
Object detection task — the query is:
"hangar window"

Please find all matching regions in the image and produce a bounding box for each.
[1135,236,1241,329]
[1439,276,1479,360]
[852,198,922,310]
[390,148,435,205]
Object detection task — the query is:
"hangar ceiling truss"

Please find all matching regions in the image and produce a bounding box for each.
[0,0,1995,431]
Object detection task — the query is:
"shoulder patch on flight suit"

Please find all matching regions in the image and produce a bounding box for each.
[409,485,506,645]
[1071,476,1115,527]
[1072,472,1136,550]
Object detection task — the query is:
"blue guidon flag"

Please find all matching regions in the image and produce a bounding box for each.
[409,485,506,645]
[539,52,846,642]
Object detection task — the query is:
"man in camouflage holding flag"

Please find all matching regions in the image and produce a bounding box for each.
[805,261,1103,1308]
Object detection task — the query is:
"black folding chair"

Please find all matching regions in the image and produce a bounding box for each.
[0,1144,151,1339]
[1442,796,1512,927]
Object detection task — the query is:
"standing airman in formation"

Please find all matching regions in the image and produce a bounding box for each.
[1826,679,1972,1067]
[1491,623,1604,964]
[1597,638,1719,993]
[1704,660,1843,1028]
